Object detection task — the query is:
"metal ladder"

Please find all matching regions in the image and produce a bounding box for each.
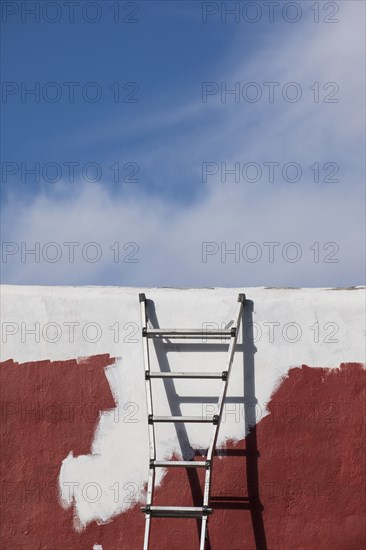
[139,292,245,550]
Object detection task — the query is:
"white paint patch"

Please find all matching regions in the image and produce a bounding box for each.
[1,285,365,528]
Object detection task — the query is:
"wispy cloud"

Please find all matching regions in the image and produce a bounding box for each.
[2,1,365,287]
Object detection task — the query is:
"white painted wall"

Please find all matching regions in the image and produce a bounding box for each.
[1,285,365,528]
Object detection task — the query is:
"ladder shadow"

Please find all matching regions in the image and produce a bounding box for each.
[241,300,267,550]
[145,298,267,550]
[200,300,267,550]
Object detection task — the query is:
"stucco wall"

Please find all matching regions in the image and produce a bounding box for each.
[1,285,365,549]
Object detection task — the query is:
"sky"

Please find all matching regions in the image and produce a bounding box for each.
[1,0,365,288]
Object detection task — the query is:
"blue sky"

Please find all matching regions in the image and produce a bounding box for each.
[1,0,365,287]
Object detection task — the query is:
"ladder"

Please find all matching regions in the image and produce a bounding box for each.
[139,292,246,550]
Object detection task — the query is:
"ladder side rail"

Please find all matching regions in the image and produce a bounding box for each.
[200,515,209,550]
[207,295,244,461]
[139,294,156,550]
[143,515,152,550]
[139,294,156,461]
[199,329,236,549]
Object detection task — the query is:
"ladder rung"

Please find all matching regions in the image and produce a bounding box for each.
[141,506,213,518]
[149,415,218,424]
[152,460,209,468]
[143,328,235,339]
[147,371,227,380]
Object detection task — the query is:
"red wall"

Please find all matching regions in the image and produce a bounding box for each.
[1,358,365,549]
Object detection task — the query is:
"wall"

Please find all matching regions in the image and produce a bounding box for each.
[1,285,365,549]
